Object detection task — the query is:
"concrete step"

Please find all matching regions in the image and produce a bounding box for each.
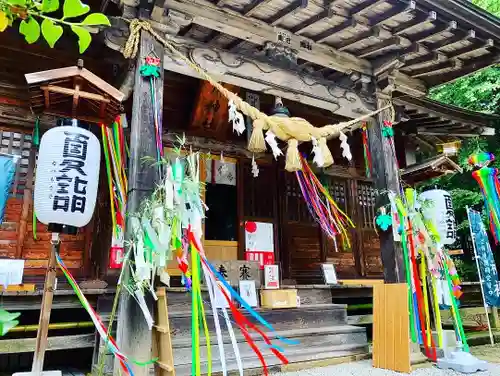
[173,325,368,375]
[169,304,348,339]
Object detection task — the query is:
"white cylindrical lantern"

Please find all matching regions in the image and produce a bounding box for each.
[34,126,100,228]
[419,189,457,245]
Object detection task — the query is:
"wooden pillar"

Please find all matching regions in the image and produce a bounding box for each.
[367,93,405,283]
[115,30,164,376]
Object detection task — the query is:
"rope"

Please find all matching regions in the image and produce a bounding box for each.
[122,19,394,141]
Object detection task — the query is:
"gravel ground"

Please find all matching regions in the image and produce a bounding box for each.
[271,359,500,376]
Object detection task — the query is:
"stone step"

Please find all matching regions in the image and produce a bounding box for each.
[169,304,348,339]
[173,324,367,349]
[174,343,369,376]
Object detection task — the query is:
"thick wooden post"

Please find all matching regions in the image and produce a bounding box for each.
[367,93,405,283]
[115,30,164,376]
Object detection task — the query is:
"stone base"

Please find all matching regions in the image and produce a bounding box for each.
[437,351,488,373]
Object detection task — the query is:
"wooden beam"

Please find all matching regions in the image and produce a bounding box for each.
[372,45,419,76]
[418,129,495,137]
[337,27,381,51]
[243,0,271,17]
[358,36,402,58]
[163,42,375,118]
[392,11,437,36]
[290,8,333,35]
[447,39,494,59]
[428,29,476,51]
[164,0,372,74]
[116,29,163,376]
[312,17,357,43]
[350,0,386,16]
[393,94,498,126]
[407,118,452,127]
[386,71,428,97]
[268,0,308,26]
[410,60,460,78]
[425,53,500,86]
[40,85,111,103]
[409,21,457,43]
[403,51,446,69]
[369,1,416,28]
[226,38,247,52]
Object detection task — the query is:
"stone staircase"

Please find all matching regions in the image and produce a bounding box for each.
[167,290,369,375]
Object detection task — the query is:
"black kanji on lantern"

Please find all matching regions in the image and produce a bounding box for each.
[53,130,89,214]
[63,131,89,161]
[71,195,86,213]
[73,176,88,195]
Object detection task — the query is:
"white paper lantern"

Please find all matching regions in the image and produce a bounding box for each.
[34,126,100,228]
[419,189,457,245]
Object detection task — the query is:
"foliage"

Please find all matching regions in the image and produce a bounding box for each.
[429,67,500,115]
[470,0,500,17]
[0,0,110,53]
[429,0,500,116]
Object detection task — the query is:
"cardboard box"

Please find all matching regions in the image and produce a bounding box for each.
[260,289,297,309]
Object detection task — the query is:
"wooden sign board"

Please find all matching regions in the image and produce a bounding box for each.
[209,260,261,288]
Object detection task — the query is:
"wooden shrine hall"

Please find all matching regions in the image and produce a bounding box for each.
[0,0,499,374]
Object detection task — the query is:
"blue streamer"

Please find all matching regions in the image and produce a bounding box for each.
[205,257,299,346]
[0,155,17,224]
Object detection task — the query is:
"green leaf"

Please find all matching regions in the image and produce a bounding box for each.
[63,0,90,19]
[71,25,91,53]
[41,0,60,12]
[9,0,26,5]
[0,12,8,32]
[19,18,40,44]
[82,13,110,26]
[41,19,63,48]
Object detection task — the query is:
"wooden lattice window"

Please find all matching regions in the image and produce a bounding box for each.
[285,173,314,223]
[324,176,348,212]
[357,182,376,229]
[242,162,276,219]
[0,130,33,198]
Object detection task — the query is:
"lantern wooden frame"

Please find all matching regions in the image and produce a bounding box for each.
[25,60,125,125]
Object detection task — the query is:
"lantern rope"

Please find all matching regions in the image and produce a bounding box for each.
[121,19,394,171]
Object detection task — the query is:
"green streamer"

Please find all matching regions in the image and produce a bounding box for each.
[442,256,469,352]
[32,209,37,240]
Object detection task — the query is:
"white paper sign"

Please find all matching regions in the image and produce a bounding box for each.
[321,264,337,285]
[205,159,236,186]
[0,259,24,287]
[214,282,231,308]
[245,221,274,253]
[239,280,258,307]
[34,126,101,228]
[264,265,279,289]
